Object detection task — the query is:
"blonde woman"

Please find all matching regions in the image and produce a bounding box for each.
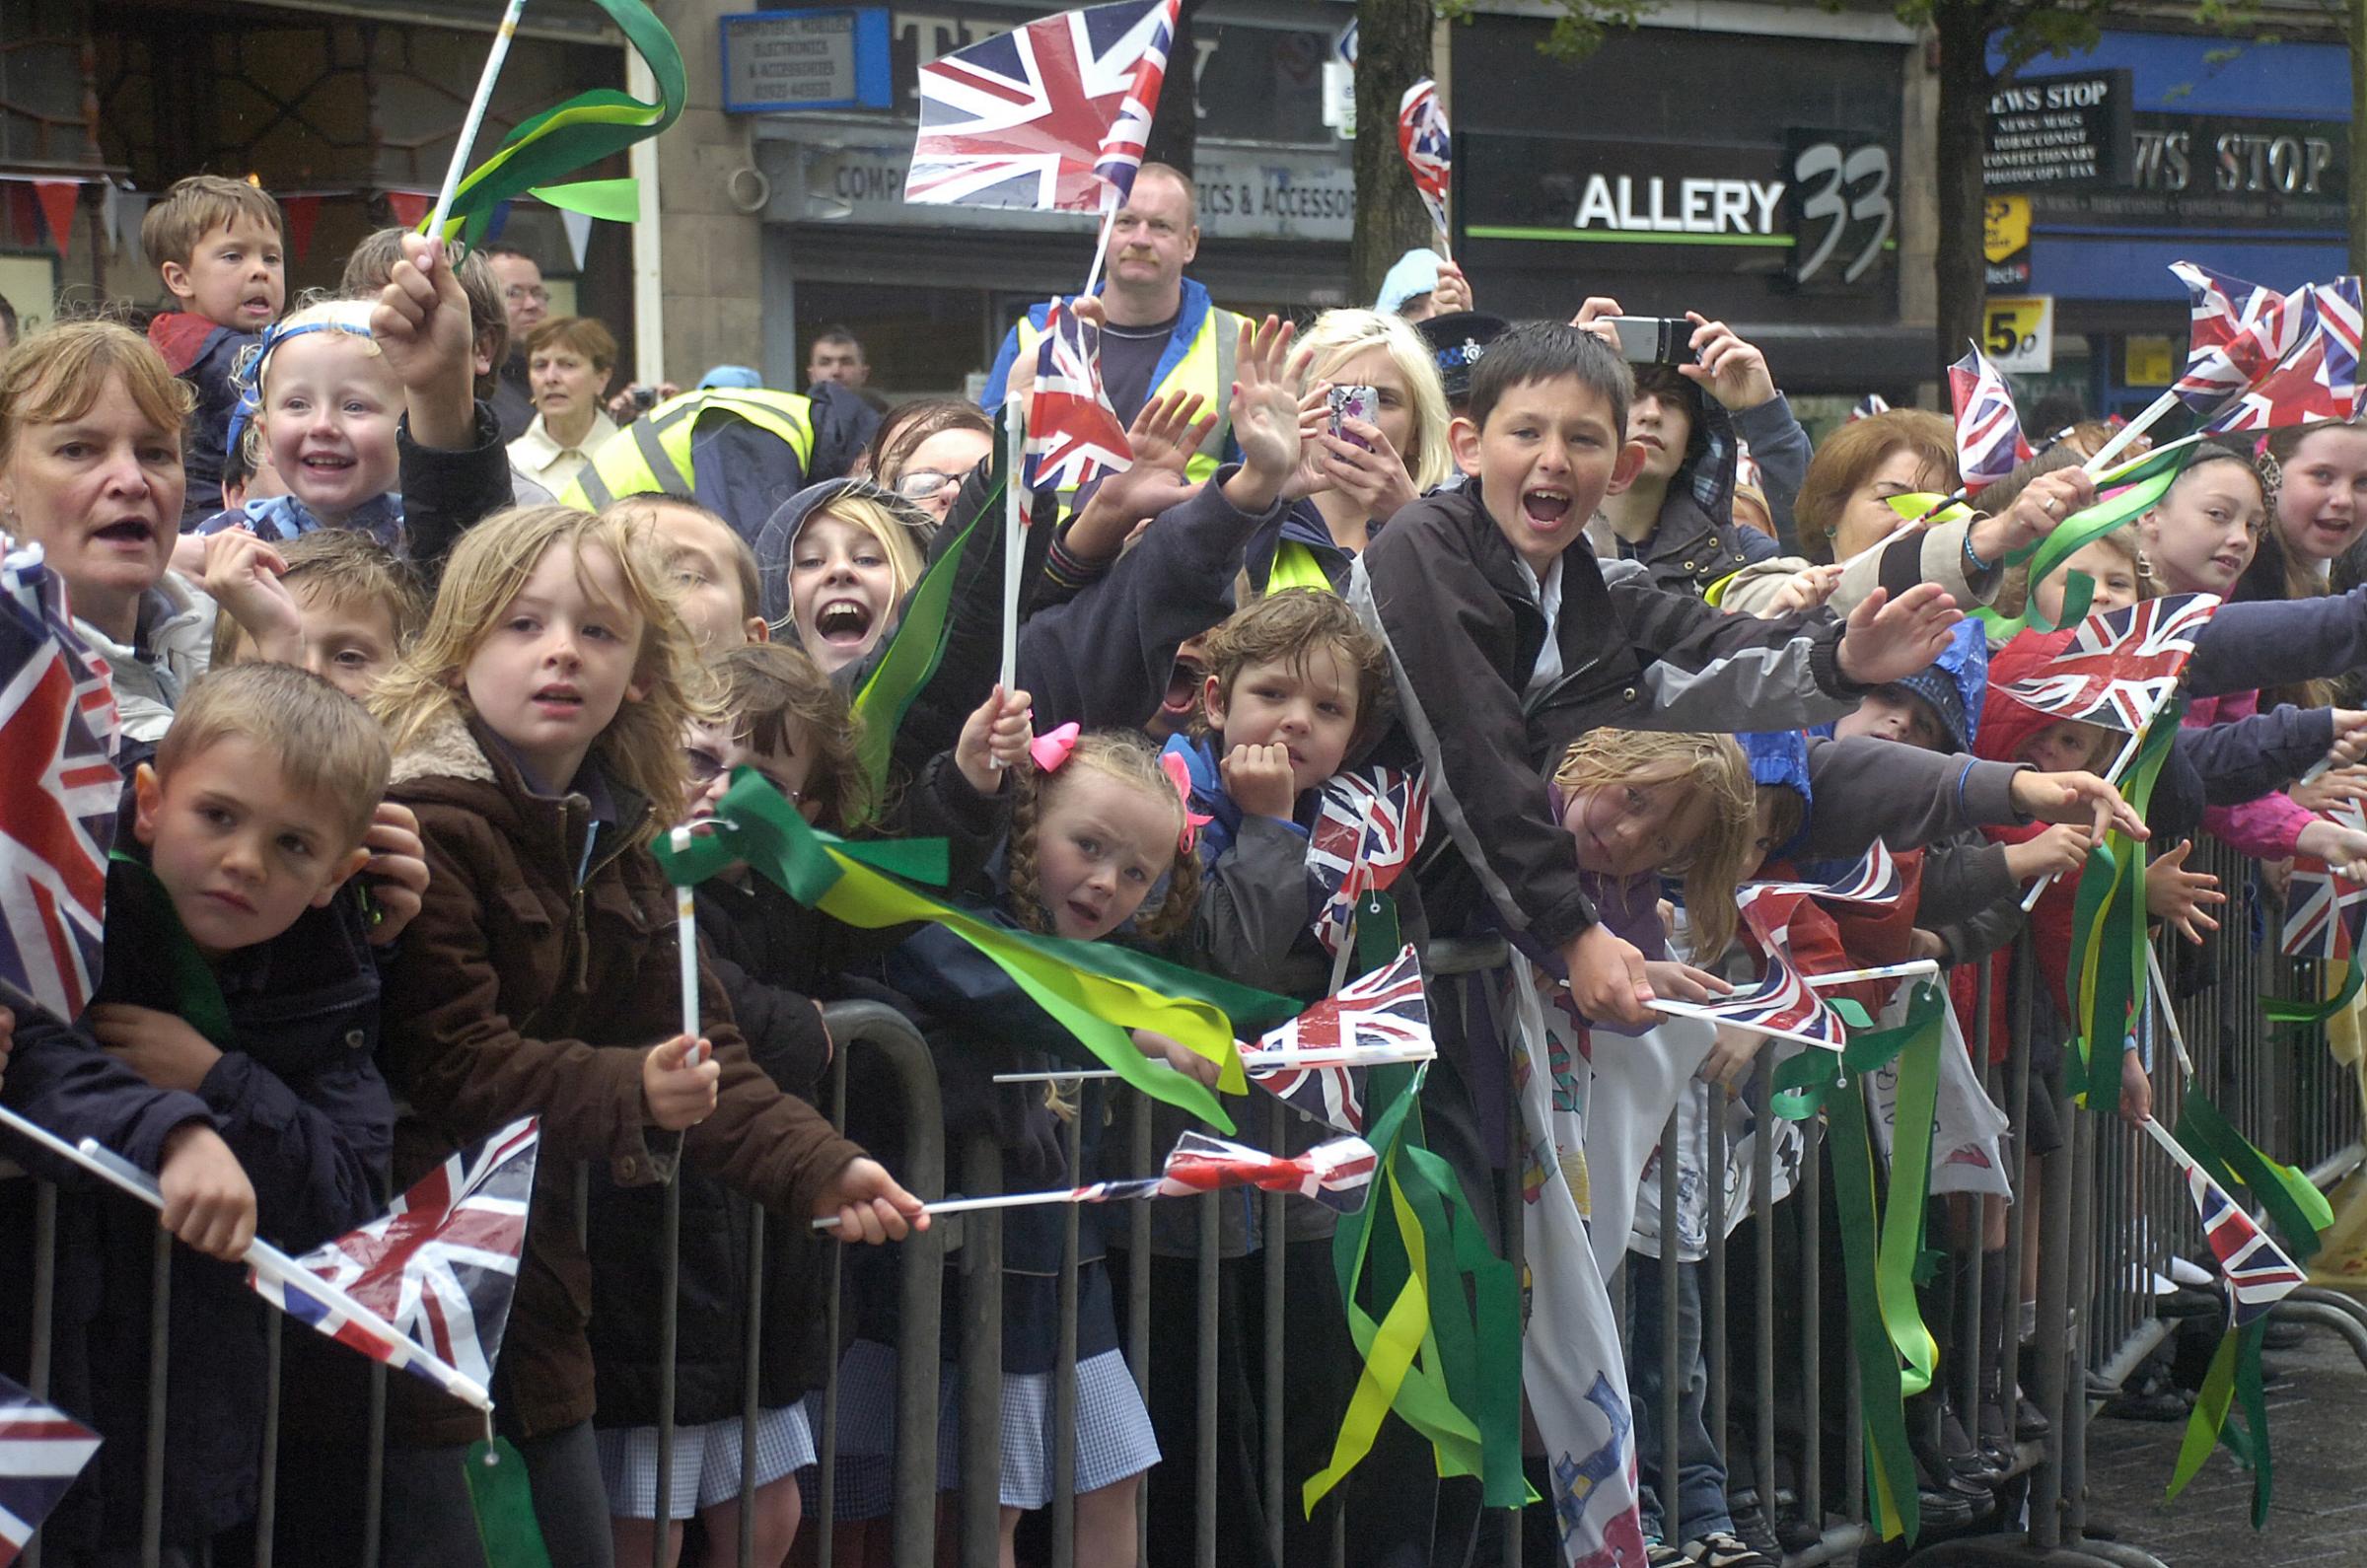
[1243,306,1452,593]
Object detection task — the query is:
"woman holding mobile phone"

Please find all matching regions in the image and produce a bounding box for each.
[1239,307,1452,594]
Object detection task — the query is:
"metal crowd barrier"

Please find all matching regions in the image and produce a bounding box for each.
[10,886,2367,1567]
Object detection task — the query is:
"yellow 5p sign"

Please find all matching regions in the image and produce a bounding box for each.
[1984,295,2054,374]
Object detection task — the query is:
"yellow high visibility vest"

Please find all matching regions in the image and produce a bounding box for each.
[1010,305,1238,499]
[560,389,818,510]
[1265,539,1335,595]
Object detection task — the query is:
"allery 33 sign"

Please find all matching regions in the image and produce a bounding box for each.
[1461,131,1896,291]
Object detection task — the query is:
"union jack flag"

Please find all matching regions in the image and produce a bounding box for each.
[0,1374,99,1568]
[1948,345,2034,492]
[1742,840,1905,909]
[0,539,120,1022]
[1247,945,1433,1133]
[1081,1129,1377,1213]
[2204,276,2367,431]
[907,0,1180,213]
[1686,886,1852,1048]
[2173,1157,2306,1328]
[2283,798,2367,960]
[1848,393,1890,421]
[1307,766,1431,956]
[1024,302,1132,497]
[1397,78,1452,239]
[2171,261,2312,411]
[250,1118,538,1404]
[1995,593,2220,733]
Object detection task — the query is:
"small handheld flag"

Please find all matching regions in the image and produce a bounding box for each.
[1024,302,1133,497]
[818,1129,1377,1227]
[907,0,1181,214]
[1947,344,2034,493]
[249,1118,539,1408]
[1994,594,2219,734]
[0,1374,100,1567]
[1307,766,1430,958]
[0,537,120,1022]
[1249,945,1432,1132]
[1397,79,1452,253]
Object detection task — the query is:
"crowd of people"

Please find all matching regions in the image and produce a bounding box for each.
[2,154,2366,1568]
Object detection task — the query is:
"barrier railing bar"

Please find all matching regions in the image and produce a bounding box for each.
[141,1225,170,1568]
[255,1310,280,1568]
[1050,1102,1083,1568]
[813,1041,848,1568]
[1748,1054,1775,1555]
[23,1177,54,1568]
[1657,1104,1682,1548]
[652,1158,682,1564]
[1261,1097,1286,1568]
[957,1128,1001,1568]
[360,1363,385,1568]
[1799,1110,1823,1537]
[739,1203,767,1568]
[1127,1093,1152,1567]
[1705,1078,1731,1464]
[1193,1188,1219,1568]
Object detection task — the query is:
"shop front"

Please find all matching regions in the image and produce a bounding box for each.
[1450,11,1924,398]
[1983,29,2350,419]
[746,0,1354,397]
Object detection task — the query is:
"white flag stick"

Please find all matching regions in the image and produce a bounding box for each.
[1081,201,1118,298]
[1799,960,1939,989]
[1000,399,1024,692]
[2144,942,2197,1082]
[991,1041,1435,1086]
[1646,998,1843,1053]
[2021,710,2156,914]
[669,826,705,1065]
[2082,389,2181,474]
[0,1102,492,1411]
[816,1184,1126,1228]
[425,0,529,247]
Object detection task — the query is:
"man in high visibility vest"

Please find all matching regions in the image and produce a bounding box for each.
[982,163,1238,495]
[559,378,872,541]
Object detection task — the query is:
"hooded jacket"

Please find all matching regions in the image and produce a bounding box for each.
[150,312,256,526]
[1346,485,1869,957]
[380,709,868,1446]
[80,575,215,748]
[1586,391,1796,596]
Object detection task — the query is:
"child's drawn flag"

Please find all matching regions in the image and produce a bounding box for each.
[1307,766,1431,956]
[251,1118,538,1405]
[1024,302,1132,496]
[1994,593,2219,733]
[1249,945,1433,1132]
[1397,79,1452,239]
[1948,345,2034,492]
[908,0,1182,212]
[0,1375,100,1568]
[0,538,120,1022]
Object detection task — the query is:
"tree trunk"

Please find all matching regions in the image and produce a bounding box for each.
[1141,0,1200,178]
[1932,2,1996,384]
[1350,0,1436,310]
[2352,0,2367,274]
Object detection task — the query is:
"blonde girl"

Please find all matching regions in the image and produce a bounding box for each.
[372,504,920,1568]
[1551,728,1757,974]
[752,478,928,677]
[1265,307,1453,570]
[882,727,1198,1568]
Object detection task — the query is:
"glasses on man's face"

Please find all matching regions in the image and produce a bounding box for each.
[505,285,551,305]
[684,746,800,802]
[894,469,960,501]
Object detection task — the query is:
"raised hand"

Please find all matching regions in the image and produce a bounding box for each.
[1834,583,1965,687]
[1065,391,1214,561]
[1312,418,1420,524]
[1679,313,1776,411]
[369,233,474,451]
[2145,838,2224,944]
[1221,316,1313,514]
[1220,742,1296,821]
[199,529,303,664]
[956,683,1035,793]
[1972,467,2100,563]
[2008,768,2152,846]
[362,801,430,947]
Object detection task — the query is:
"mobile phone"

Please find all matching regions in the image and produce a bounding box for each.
[629,384,659,414]
[1327,385,1378,450]
[1605,316,1693,365]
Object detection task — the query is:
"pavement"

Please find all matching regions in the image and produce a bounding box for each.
[2084,1323,2367,1566]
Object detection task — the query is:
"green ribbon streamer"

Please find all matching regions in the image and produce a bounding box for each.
[2176,1092,2335,1254]
[2167,1319,2273,1526]
[428,0,686,249]
[1874,987,1946,1406]
[1971,438,2201,638]
[2066,702,2181,1106]
[106,849,235,1048]
[1828,1074,1919,1542]
[465,1437,555,1567]
[2265,953,2367,1032]
[849,469,993,799]
[656,770,1296,1126]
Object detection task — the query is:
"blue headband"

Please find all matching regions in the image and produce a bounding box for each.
[223,319,375,469]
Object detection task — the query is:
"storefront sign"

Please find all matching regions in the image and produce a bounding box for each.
[1983,69,2133,190]
[1460,132,1894,291]
[2124,334,2175,387]
[773,142,1354,243]
[723,9,892,112]
[1984,295,2054,374]
[1983,195,2032,289]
